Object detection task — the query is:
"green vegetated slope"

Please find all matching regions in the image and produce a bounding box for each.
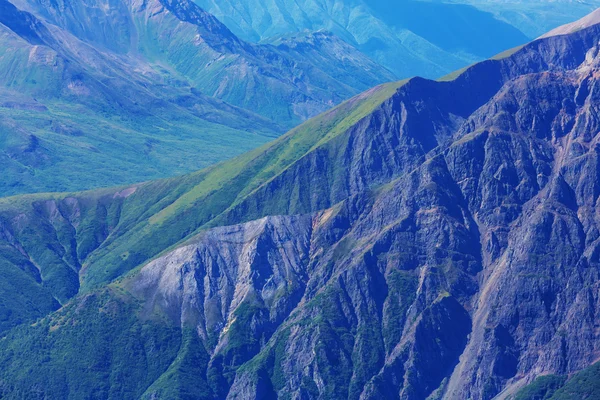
[0,0,283,195]
[0,0,394,196]
[0,289,184,399]
[0,76,402,395]
[5,0,394,122]
[0,80,404,335]
[0,90,279,195]
[513,362,600,400]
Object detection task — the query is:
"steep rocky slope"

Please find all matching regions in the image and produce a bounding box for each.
[0,80,404,334]
[0,0,393,196]
[2,14,600,400]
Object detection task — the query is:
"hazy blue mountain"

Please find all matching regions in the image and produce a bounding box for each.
[0,0,394,196]
[192,0,532,79]
[2,12,600,399]
[10,0,395,123]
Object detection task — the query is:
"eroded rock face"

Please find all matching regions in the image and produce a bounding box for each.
[124,27,600,399]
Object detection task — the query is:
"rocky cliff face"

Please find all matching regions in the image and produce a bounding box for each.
[1,16,600,400]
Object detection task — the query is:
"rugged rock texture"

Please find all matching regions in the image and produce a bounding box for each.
[2,16,600,400]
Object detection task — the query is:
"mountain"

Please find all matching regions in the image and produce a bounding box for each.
[0,79,404,333]
[0,11,600,399]
[193,0,532,80]
[0,0,394,196]
[7,0,395,125]
[0,0,280,195]
[190,0,600,80]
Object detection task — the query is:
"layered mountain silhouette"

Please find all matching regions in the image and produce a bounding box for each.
[458,0,600,39]
[193,0,600,81]
[0,0,394,195]
[1,9,600,399]
[194,0,530,79]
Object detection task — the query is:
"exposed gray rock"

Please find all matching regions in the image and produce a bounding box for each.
[130,24,600,400]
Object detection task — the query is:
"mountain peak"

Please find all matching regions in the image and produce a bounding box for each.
[157,0,242,50]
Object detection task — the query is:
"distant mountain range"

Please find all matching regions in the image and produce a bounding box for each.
[453,0,600,39]
[193,0,600,79]
[0,0,394,195]
[2,0,597,197]
[2,10,600,399]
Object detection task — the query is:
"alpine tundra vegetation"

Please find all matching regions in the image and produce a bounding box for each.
[0,0,395,195]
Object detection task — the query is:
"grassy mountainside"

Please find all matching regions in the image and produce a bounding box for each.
[0,290,183,399]
[0,80,404,334]
[513,362,600,399]
[0,0,394,196]
[8,0,395,125]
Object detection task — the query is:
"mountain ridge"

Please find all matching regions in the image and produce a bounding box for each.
[192,0,532,80]
[540,7,600,38]
[2,15,600,398]
[0,0,395,196]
